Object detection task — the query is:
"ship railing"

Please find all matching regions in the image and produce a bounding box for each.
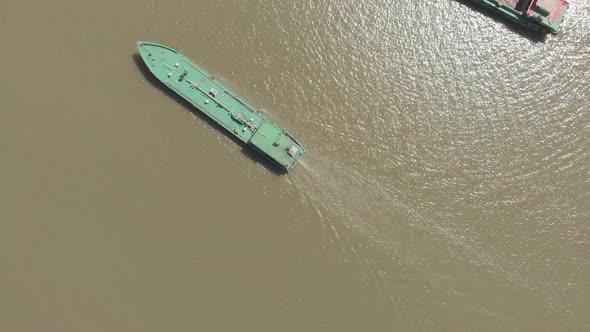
[185,78,256,131]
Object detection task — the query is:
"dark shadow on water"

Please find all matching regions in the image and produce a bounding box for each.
[454,0,548,43]
[132,53,287,176]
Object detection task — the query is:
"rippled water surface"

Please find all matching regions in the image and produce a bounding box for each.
[1,0,589,330]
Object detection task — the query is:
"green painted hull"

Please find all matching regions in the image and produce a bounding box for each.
[136,41,304,172]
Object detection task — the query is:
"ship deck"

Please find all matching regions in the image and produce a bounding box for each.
[136,41,304,171]
[468,0,568,33]
[496,0,520,9]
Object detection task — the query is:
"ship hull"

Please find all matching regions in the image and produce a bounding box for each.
[468,0,569,34]
[136,41,304,172]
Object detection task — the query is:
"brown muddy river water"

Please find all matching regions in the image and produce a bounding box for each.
[1,0,589,331]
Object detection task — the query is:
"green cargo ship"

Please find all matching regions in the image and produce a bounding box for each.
[136,41,304,172]
[468,0,569,34]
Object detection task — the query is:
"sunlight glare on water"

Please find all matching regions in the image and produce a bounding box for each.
[0,0,588,331]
